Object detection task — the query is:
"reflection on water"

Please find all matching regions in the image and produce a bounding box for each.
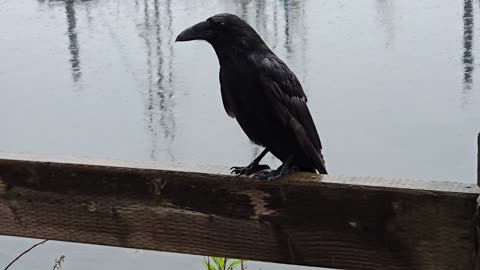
[65,0,82,82]
[138,0,176,160]
[223,0,308,80]
[36,0,309,162]
[1,0,480,269]
[463,0,474,97]
[42,0,86,83]
[4,0,478,176]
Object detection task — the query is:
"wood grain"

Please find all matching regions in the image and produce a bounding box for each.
[0,153,478,270]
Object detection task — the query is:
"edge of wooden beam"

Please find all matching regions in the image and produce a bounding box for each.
[0,151,478,195]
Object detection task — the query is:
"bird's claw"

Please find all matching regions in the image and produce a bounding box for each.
[230,166,246,175]
[230,164,270,176]
[251,165,300,181]
[251,169,277,181]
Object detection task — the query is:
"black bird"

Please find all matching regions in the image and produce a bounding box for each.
[176,13,327,179]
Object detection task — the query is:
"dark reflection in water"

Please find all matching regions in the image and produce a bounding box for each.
[139,0,176,160]
[463,0,474,95]
[281,0,307,80]
[228,1,306,67]
[40,0,83,83]
[65,0,82,83]
[283,0,295,54]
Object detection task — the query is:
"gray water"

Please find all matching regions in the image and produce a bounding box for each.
[0,0,479,269]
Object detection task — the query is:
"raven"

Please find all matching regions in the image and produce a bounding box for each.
[176,13,327,179]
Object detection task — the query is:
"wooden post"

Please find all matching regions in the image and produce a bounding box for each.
[0,153,479,270]
[474,196,480,270]
[475,134,480,270]
[477,132,479,186]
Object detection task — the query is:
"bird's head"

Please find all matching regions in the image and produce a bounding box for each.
[175,13,265,50]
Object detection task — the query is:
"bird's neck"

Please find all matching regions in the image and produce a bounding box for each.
[212,42,271,67]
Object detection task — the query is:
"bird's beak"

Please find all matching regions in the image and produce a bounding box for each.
[175,21,213,42]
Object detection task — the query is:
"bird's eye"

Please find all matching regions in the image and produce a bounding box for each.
[208,18,224,29]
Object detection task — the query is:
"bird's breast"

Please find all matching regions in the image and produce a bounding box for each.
[220,66,286,145]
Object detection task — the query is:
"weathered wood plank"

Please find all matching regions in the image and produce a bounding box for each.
[0,153,478,270]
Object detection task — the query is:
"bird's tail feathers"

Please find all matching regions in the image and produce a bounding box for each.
[315,151,328,174]
[290,118,328,174]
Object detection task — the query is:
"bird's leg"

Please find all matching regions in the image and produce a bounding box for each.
[253,154,300,181]
[231,148,271,176]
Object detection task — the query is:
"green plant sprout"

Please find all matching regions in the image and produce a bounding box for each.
[202,256,246,270]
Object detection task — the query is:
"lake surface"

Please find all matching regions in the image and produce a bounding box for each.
[0,0,479,269]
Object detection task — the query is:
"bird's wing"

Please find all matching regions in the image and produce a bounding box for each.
[219,68,235,118]
[257,55,327,173]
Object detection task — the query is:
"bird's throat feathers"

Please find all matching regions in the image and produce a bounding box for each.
[212,39,271,67]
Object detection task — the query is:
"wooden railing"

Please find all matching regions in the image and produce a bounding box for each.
[0,152,479,270]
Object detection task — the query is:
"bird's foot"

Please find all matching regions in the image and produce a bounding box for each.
[230,163,271,176]
[252,165,300,181]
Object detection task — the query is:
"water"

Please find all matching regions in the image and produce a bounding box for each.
[0,0,479,269]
